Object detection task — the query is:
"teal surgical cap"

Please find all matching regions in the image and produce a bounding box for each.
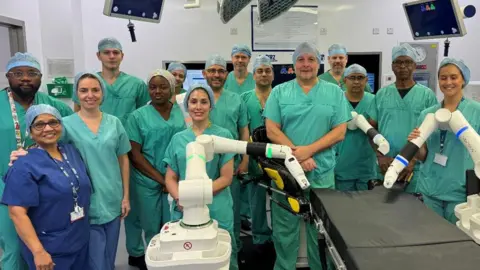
[292,42,321,64]
[392,43,417,62]
[328,44,347,56]
[231,44,252,57]
[184,83,215,111]
[26,104,62,136]
[344,64,367,77]
[167,62,187,74]
[253,55,273,72]
[6,52,41,72]
[439,58,471,86]
[205,54,227,69]
[73,71,106,102]
[98,37,122,52]
[147,69,176,95]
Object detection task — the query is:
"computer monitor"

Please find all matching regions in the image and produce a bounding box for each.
[346,52,382,93]
[271,63,325,88]
[163,61,234,91]
[103,0,165,23]
[403,0,467,40]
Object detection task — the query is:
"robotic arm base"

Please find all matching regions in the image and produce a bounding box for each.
[455,194,480,245]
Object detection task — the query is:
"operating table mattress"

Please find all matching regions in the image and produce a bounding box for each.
[310,187,480,270]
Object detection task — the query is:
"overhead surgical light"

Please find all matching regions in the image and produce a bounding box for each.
[217,0,298,24]
[217,0,252,24]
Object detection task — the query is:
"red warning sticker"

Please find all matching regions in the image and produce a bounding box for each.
[183,242,192,250]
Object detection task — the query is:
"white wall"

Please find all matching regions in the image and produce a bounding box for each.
[0,0,44,68]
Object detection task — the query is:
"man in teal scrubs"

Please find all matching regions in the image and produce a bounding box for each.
[203,54,250,253]
[124,69,186,269]
[225,44,256,96]
[264,42,350,270]
[367,43,438,193]
[73,37,149,125]
[319,44,372,93]
[335,64,377,191]
[0,53,73,270]
[240,55,274,246]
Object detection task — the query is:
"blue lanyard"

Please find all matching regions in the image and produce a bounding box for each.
[48,146,81,206]
[439,97,464,154]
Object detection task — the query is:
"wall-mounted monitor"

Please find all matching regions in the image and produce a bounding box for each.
[403,0,467,40]
[271,63,324,88]
[163,61,234,91]
[346,52,382,93]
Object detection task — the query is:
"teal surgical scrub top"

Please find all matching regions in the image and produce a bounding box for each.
[63,113,131,225]
[125,104,186,189]
[210,90,249,140]
[263,80,351,186]
[335,92,377,181]
[225,72,256,96]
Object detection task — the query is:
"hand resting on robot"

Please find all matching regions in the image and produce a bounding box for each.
[384,109,480,189]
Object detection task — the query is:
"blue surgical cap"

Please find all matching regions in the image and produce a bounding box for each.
[147,69,176,95]
[392,43,417,62]
[439,58,471,86]
[25,104,62,136]
[253,55,273,73]
[205,54,227,69]
[328,44,347,56]
[183,83,215,111]
[292,42,321,64]
[6,52,41,72]
[231,44,252,57]
[73,71,106,102]
[344,64,367,77]
[167,62,187,74]
[98,37,122,52]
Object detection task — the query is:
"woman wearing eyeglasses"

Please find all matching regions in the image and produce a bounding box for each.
[2,104,91,270]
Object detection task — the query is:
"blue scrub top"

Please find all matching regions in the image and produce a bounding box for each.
[1,143,91,255]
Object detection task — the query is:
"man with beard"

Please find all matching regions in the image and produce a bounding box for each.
[225,44,256,96]
[264,42,350,270]
[319,44,372,93]
[73,37,149,125]
[203,54,249,259]
[0,53,73,270]
[367,43,438,193]
[240,55,274,248]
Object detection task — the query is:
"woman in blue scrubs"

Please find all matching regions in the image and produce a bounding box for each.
[163,83,239,270]
[409,58,480,224]
[2,104,91,270]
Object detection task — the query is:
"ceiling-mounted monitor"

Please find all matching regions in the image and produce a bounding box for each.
[103,0,165,23]
[403,0,467,40]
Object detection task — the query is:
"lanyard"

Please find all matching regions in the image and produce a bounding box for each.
[439,97,464,154]
[6,88,24,149]
[48,146,81,207]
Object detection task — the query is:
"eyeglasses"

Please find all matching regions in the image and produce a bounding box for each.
[206,69,227,75]
[346,75,366,81]
[393,60,415,67]
[7,71,42,79]
[255,69,273,75]
[31,120,61,131]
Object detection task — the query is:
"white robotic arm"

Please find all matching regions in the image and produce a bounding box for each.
[348,111,390,155]
[384,108,480,189]
[146,135,310,269]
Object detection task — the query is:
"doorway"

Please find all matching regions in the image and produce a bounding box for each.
[0,15,27,89]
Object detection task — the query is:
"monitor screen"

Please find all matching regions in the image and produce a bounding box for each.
[413,72,430,88]
[404,0,465,40]
[345,53,382,93]
[164,62,234,90]
[271,63,324,88]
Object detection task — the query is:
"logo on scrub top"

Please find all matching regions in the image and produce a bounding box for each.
[421,3,436,12]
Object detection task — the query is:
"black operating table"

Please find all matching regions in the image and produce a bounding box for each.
[310,187,480,270]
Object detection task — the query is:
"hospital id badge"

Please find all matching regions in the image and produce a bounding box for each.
[434,153,448,167]
[70,206,85,222]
